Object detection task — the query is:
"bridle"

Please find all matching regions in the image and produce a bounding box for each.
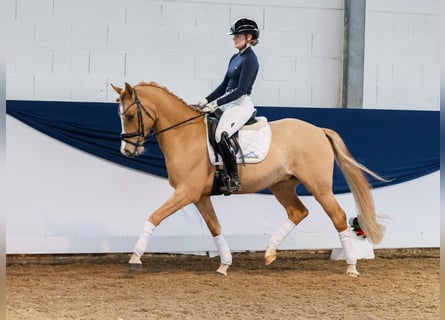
[119,88,154,147]
[119,87,204,148]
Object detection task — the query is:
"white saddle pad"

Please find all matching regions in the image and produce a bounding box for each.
[207,116,272,165]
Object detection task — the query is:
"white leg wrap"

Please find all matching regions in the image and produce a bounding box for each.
[267,219,296,250]
[213,234,232,265]
[133,221,155,258]
[339,228,357,265]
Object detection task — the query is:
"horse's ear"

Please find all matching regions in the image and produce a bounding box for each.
[125,82,133,96]
[111,83,122,95]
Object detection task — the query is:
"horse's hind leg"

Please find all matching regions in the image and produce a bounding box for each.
[312,190,360,277]
[266,180,309,266]
[195,196,232,276]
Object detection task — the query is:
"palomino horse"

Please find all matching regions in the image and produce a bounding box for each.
[112,81,386,277]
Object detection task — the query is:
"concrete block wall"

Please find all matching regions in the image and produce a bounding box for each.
[363,0,440,110]
[5,0,439,109]
[5,0,345,107]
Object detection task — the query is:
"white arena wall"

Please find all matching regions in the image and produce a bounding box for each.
[5,116,439,254]
[363,0,440,109]
[5,0,440,254]
[5,0,439,109]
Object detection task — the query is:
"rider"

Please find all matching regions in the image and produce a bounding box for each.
[198,18,260,194]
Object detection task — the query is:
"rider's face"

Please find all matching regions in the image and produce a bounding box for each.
[233,34,252,50]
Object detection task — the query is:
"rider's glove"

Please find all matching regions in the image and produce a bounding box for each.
[197,98,208,108]
[201,100,218,113]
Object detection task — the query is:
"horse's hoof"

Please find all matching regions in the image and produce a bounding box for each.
[129,253,142,265]
[346,264,360,277]
[347,272,360,278]
[215,264,229,276]
[265,247,277,266]
[127,254,142,276]
[265,254,277,266]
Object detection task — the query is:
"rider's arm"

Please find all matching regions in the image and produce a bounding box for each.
[205,73,229,103]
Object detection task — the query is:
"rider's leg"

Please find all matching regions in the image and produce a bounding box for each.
[214,96,254,194]
[214,96,255,143]
[217,131,240,193]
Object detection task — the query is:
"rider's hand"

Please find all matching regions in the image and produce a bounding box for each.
[197,98,208,108]
[201,100,218,113]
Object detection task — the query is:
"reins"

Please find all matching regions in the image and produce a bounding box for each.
[119,87,204,147]
[154,113,205,136]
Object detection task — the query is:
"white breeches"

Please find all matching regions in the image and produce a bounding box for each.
[215,95,255,143]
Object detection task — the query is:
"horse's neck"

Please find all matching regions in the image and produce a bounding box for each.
[142,85,204,153]
[144,86,197,128]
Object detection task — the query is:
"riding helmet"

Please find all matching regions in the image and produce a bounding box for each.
[227,18,259,40]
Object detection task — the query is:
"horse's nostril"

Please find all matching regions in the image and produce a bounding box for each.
[123,148,132,157]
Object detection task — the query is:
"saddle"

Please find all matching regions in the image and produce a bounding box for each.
[205,110,271,195]
[206,109,258,164]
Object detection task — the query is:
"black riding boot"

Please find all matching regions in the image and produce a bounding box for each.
[218,132,240,194]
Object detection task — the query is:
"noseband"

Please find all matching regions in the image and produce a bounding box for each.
[119,87,204,148]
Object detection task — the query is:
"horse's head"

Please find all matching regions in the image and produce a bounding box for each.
[111,82,157,158]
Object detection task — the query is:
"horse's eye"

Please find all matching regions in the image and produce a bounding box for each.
[127,115,134,121]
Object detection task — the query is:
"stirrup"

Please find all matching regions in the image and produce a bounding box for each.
[221,175,241,195]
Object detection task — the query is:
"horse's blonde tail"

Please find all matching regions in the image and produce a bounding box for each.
[322,128,386,244]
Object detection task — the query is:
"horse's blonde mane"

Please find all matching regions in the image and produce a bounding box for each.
[135,81,191,109]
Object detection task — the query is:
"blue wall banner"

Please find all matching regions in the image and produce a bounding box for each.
[6,100,439,195]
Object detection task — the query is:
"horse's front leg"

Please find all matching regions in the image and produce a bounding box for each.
[129,188,196,266]
[195,196,232,276]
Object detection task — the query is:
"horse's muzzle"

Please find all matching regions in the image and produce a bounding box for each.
[122,148,137,158]
[121,144,143,158]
